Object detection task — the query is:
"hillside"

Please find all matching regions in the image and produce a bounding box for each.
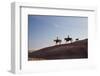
[28,39,88,60]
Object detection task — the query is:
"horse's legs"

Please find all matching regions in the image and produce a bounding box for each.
[66,40,68,44]
[70,39,72,43]
[65,41,67,44]
[59,41,61,44]
[56,41,57,45]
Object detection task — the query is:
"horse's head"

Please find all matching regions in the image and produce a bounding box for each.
[54,40,56,42]
[64,38,67,40]
[64,38,69,41]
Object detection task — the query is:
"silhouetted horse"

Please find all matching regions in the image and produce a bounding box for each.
[64,35,73,43]
[76,38,79,41]
[54,37,62,45]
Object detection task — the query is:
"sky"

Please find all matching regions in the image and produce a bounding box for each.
[28,15,88,51]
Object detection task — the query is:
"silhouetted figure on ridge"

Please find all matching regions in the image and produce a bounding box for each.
[76,38,79,41]
[64,35,73,43]
[54,37,62,45]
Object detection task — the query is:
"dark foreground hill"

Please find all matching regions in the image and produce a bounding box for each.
[28,39,88,60]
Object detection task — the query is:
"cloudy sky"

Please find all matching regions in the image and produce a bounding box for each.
[28,15,88,51]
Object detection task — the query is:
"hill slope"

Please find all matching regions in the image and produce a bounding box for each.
[28,39,88,60]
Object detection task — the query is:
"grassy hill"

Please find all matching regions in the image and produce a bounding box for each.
[28,39,88,60]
